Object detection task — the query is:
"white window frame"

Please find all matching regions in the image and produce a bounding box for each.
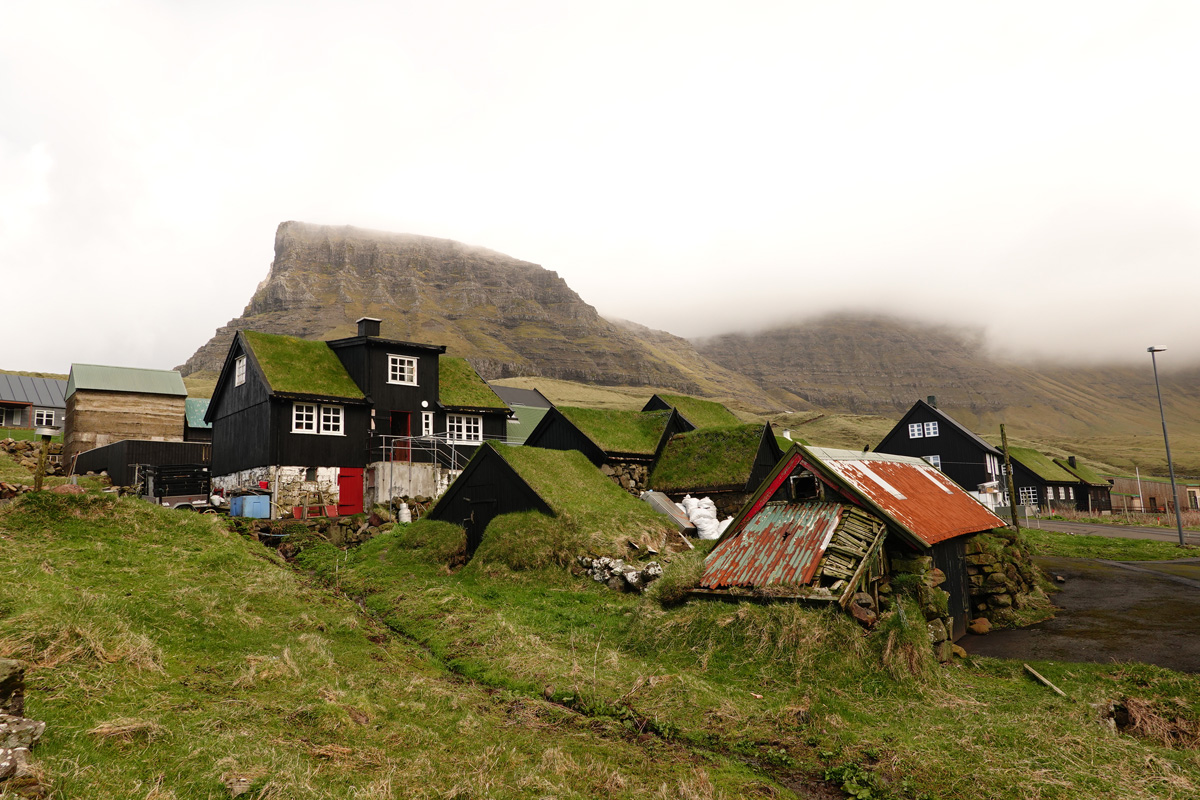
[446,413,482,444]
[421,411,433,436]
[923,454,942,470]
[388,354,418,386]
[235,355,247,387]
[1018,486,1038,507]
[34,409,54,427]
[907,423,924,439]
[1068,486,1075,500]
[923,421,939,437]
[292,403,344,435]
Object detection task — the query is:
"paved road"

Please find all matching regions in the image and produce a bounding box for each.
[1022,518,1200,545]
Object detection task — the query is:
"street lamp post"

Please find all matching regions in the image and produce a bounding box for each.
[1147,346,1186,546]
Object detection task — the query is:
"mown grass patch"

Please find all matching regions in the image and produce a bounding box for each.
[1025,528,1200,561]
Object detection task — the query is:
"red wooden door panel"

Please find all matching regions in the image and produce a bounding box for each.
[337,467,364,516]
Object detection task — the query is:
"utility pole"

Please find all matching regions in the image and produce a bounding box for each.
[1148,346,1186,546]
[1000,425,1021,536]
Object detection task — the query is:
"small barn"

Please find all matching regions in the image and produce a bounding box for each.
[641,393,741,429]
[0,374,66,431]
[63,364,188,464]
[647,423,784,516]
[1004,447,1081,514]
[489,385,552,445]
[701,445,1006,640]
[1054,456,1113,515]
[427,442,676,556]
[523,406,694,494]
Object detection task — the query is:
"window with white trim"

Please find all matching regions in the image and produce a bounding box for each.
[388,355,418,385]
[446,414,482,443]
[923,421,939,437]
[292,403,344,435]
[907,423,924,439]
[985,454,999,477]
[34,410,54,427]
[320,405,343,435]
[422,411,433,436]
[1018,486,1038,507]
[235,355,246,386]
[1068,486,1075,500]
[923,454,942,470]
[293,403,317,432]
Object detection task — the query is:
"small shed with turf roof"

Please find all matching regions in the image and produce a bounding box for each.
[1054,456,1113,514]
[1004,446,1081,513]
[641,393,741,429]
[206,329,370,515]
[523,405,694,495]
[428,442,676,556]
[647,423,784,516]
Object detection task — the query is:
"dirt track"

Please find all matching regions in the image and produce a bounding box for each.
[960,555,1200,673]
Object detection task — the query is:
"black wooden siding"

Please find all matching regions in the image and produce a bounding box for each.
[1008,460,1075,512]
[523,409,608,466]
[930,536,970,642]
[270,400,370,469]
[877,406,997,494]
[428,447,552,554]
[209,401,272,476]
[74,440,211,486]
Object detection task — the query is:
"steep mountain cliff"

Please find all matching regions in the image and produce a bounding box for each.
[180,222,773,404]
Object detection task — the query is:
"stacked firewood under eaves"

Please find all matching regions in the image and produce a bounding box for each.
[812,507,888,606]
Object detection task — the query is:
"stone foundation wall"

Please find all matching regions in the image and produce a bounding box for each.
[882,554,957,662]
[213,466,342,516]
[964,530,1041,626]
[601,461,649,496]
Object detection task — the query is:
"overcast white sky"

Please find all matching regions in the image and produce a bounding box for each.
[3,1,1199,374]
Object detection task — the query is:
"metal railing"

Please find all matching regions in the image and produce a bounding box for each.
[368,432,507,471]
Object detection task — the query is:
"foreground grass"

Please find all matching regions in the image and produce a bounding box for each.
[295,520,1200,800]
[0,494,782,798]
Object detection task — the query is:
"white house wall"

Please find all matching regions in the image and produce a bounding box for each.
[213,465,343,518]
[365,460,459,508]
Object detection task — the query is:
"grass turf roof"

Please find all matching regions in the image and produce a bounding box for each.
[242,330,365,399]
[439,357,509,410]
[1007,446,1078,483]
[653,393,740,428]
[1055,458,1110,486]
[649,424,767,492]
[558,406,672,455]
[492,444,674,533]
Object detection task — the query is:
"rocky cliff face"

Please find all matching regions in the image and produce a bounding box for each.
[180,222,717,392]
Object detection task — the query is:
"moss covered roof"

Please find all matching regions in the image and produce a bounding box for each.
[1054,458,1111,486]
[558,407,672,455]
[651,393,740,428]
[649,424,769,492]
[438,357,509,410]
[1007,447,1077,483]
[241,331,364,399]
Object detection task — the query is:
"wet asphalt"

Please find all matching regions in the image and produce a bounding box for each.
[959,555,1200,673]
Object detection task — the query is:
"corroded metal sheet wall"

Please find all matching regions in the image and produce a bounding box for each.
[700,501,843,589]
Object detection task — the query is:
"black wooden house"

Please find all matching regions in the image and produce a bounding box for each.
[875,397,1003,509]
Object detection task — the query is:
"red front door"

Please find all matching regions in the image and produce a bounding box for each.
[337,468,364,516]
[389,411,411,462]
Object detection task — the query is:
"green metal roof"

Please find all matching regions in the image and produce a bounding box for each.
[66,364,187,398]
[506,405,549,443]
[439,357,509,410]
[241,330,365,400]
[185,398,212,429]
[1007,447,1077,483]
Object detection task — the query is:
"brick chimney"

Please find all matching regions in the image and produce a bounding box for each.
[357,317,381,338]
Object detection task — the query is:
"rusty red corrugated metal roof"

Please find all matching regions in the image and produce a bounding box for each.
[700,501,845,589]
[805,447,1004,546]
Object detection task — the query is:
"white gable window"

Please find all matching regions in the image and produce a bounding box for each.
[388,355,418,385]
[923,454,942,470]
[320,405,343,435]
[446,414,482,444]
[293,403,317,432]
[235,355,247,386]
[907,423,924,439]
[293,403,344,435]
[34,410,55,427]
[923,421,939,437]
[422,411,433,436]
